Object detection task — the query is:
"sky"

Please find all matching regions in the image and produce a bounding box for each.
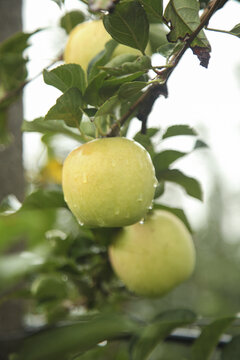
[22,0,240,234]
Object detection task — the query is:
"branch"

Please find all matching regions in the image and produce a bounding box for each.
[107,0,229,137]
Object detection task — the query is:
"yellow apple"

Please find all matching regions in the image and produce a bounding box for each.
[62,137,157,228]
[64,20,151,71]
[109,210,195,297]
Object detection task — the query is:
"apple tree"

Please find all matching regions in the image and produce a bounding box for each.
[1,0,240,359]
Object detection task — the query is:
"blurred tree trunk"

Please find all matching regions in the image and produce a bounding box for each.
[0,1,25,358]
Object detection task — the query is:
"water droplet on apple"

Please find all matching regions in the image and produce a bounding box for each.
[148,204,153,210]
[137,195,143,202]
[115,209,120,215]
[154,180,158,188]
[78,220,84,226]
[139,218,145,225]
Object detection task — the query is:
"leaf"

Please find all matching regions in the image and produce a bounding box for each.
[102,55,151,76]
[229,23,240,38]
[131,309,196,360]
[22,118,85,142]
[103,1,149,53]
[94,95,119,118]
[194,139,208,149]
[45,88,83,127]
[84,72,107,106]
[221,335,240,360]
[87,40,118,81]
[153,150,187,171]
[43,64,86,94]
[21,188,66,211]
[157,169,203,201]
[51,0,64,7]
[139,0,163,22]
[118,81,147,99]
[149,23,168,53]
[60,11,85,34]
[162,124,197,139]
[17,313,137,360]
[153,203,192,232]
[191,317,235,360]
[163,0,211,67]
[134,129,157,157]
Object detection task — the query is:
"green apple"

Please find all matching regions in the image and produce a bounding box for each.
[62,137,157,228]
[64,20,151,71]
[109,210,196,297]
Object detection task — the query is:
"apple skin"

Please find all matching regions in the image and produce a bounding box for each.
[109,210,196,297]
[62,137,157,228]
[64,20,151,70]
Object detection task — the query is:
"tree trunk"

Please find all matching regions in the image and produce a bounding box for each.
[0,1,25,359]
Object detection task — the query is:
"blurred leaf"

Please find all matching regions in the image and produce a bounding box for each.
[229,23,240,38]
[17,313,138,360]
[118,81,147,99]
[89,0,117,12]
[153,150,187,171]
[103,1,149,53]
[87,40,118,81]
[134,129,156,157]
[102,55,151,76]
[162,124,197,139]
[21,188,66,211]
[22,117,85,142]
[157,169,203,201]
[154,181,165,199]
[43,64,86,94]
[163,0,211,66]
[191,317,235,360]
[154,203,192,232]
[60,11,85,34]
[139,0,163,22]
[149,23,168,53]
[45,88,83,127]
[221,335,240,360]
[131,309,196,360]
[194,139,208,149]
[51,0,65,7]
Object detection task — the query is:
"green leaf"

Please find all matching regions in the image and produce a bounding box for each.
[94,95,119,118]
[149,23,168,53]
[134,129,157,157]
[87,40,118,81]
[60,10,85,34]
[191,317,235,360]
[102,55,151,76]
[163,0,210,66]
[164,0,210,48]
[221,335,240,360]
[51,0,64,7]
[103,1,149,53]
[131,309,196,360]
[21,189,66,211]
[17,313,137,360]
[154,203,192,232]
[153,150,187,171]
[229,23,240,38]
[45,87,83,127]
[118,81,147,99]
[194,139,208,149]
[22,118,85,142]
[84,72,107,106]
[162,124,197,139]
[43,64,86,94]
[139,0,163,22]
[157,169,203,201]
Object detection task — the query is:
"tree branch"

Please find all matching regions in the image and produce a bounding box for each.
[107,0,229,137]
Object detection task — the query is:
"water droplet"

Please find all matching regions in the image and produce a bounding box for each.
[78,220,84,226]
[148,204,153,210]
[83,173,88,183]
[98,340,108,347]
[115,209,120,215]
[139,218,145,225]
[154,180,158,189]
[137,196,143,203]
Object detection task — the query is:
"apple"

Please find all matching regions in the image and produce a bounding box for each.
[109,210,196,297]
[64,20,151,71]
[62,137,157,228]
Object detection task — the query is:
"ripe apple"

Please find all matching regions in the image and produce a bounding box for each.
[62,137,157,228]
[64,20,151,71]
[109,210,196,297]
